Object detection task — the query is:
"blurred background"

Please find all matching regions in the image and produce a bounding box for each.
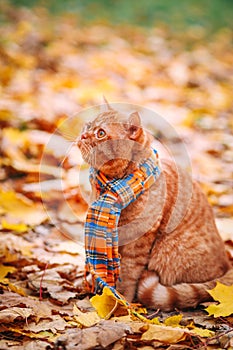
[1,0,232,117]
[5,0,233,30]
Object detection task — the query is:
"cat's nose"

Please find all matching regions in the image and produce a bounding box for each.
[81,133,88,140]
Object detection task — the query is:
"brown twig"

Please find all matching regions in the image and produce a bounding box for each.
[39,263,49,301]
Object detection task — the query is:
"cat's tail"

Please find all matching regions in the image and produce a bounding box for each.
[137,268,233,311]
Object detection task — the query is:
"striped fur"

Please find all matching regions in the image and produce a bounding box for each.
[138,268,233,311]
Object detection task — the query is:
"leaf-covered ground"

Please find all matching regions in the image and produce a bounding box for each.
[0,3,233,349]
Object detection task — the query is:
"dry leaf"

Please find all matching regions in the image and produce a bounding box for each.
[97,320,130,348]
[8,327,58,341]
[0,307,33,323]
[0,290,56,321]
[73,305,101,327]
[24,315,70,334]
[0,190,47,226]
[141,324,187,343]
[55,320,130,350]
[0,233,34,261]
[0,264,16,279]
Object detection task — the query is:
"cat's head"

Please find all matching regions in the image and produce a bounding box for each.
[78,105,152,178]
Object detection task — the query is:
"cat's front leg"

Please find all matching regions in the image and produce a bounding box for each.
[116,251,149,303]
[117,231,158,302]
[116,261,140,302]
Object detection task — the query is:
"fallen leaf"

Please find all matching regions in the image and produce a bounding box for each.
[49,290,77,304]
[6,282,27,296]
[1,128,64,176]
[164,314,183,327]
[24,315,70,334]
[27,269,64,292]
[0,233,34,262]
[48,241,85,255]
[73,305,101,327]
[0,290,56,321]
[55,320,130,350]
[0,339,51,350]
[0,307,33,323]
[8,327,58,341]
[97,320,130,348]
[90,287,129,319]
[31,247,85,267]
[189,326,214,338]
[1,219,28,233]
[0,264,16,279]
[206,282,233,317]
[0,190,47,226]
[141,324,187,343]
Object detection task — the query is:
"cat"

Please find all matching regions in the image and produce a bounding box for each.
[78,104,233,311]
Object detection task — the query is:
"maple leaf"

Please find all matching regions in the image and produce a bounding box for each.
[205,282,233,317]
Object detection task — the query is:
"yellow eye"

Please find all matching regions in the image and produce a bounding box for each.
[95,128,106,139]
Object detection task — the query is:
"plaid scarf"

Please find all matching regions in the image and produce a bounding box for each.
[84,150,160,290]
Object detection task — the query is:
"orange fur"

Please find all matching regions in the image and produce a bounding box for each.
[78,107,233,311]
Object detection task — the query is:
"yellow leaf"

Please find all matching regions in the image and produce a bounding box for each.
[90,287,128,319]
[7,282,27,296]
[150,317,162,325]
[164,314,183,327]
[8,327,58,341]
[205,282,233,317]
[1,219,28,233]
[190,327,214,338]
[0,264,16,279]
[141,324,187,343]
[0,190,47,226]
[0,277,26,296]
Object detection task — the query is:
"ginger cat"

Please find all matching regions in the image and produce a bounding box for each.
[78,105,233,311]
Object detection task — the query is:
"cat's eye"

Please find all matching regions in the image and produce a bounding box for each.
[95,128,106,139]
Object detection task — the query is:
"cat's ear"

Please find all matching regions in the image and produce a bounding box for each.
[127,111,142,139]
[100,96,114,112]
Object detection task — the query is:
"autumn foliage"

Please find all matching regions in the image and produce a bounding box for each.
[0,2,233,349]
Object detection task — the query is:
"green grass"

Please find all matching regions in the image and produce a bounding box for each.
[6,0,233,32]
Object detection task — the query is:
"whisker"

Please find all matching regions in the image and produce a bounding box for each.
[59,140,79,167]
[55,128,79,142]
